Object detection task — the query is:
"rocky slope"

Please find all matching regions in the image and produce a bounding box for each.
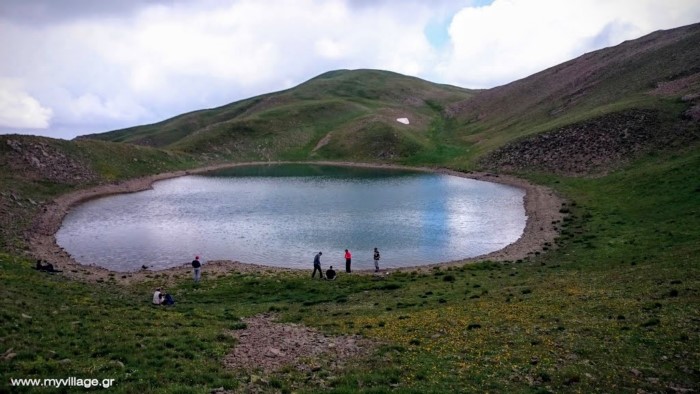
[479,109,700,175]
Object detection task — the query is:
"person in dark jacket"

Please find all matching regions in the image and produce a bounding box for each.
[312,252,324,279]
[191,256,201,283]
[325,266,336,280]
[373,247,381,272]
[35,259,61,273]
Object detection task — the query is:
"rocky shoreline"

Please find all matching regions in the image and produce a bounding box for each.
[27,161,565,284]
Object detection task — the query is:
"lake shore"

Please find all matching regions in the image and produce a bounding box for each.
[27,161,565,284]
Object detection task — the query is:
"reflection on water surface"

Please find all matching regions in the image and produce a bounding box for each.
[57,164,526,271]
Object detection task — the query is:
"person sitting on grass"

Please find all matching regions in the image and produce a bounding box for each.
[153,288,165,305]
[325,266,337,280]
[34,259,62,273]
[152,288,174,306]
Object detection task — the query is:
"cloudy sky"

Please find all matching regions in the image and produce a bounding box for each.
[1,0,699,140]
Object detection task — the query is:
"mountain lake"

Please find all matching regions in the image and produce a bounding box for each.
[56,164,527,272]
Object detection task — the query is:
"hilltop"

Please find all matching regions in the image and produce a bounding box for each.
[79,69,476,162]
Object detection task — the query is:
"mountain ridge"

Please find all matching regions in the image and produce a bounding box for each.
[77,23,700,170]
[442,22,700,160]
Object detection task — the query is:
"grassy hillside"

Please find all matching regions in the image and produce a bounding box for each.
[1,23,699,393]
[80,69,476,162]
[445,22,700,163]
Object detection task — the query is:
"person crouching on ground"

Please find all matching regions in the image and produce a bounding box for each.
[326,265,336,280]
[312,251,324,279]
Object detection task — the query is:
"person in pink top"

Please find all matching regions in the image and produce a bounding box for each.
[344,249,352,273]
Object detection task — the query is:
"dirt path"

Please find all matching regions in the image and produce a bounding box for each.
[27,161,565,283]
[224,314,373,373]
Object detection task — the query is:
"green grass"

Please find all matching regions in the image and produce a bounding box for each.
[0,257,240,393]
[80,69,476,162]
[2,147,698,393]
[76,140,200,181]
[401,114,470,166]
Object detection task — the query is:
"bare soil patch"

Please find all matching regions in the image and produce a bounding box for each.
[224,314,374,374]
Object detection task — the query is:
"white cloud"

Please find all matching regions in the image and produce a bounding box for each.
[0,0,699,138]
[0,79,53,129]
[315,38,346,59]
[440,0,700,88]
[61,92,149,124]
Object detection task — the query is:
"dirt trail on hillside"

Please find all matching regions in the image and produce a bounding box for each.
[26,161,565,284]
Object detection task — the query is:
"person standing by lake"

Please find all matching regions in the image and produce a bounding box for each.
[373,247,380,272]
[191,256,201,283]
[344,249,352,273]
[312,251,324,279]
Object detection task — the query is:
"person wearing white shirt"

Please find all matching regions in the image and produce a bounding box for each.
[153,288,164,305]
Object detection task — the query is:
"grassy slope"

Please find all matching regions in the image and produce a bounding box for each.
[444,23,700,166]
[1,146,698,393]
[80,69,476,163]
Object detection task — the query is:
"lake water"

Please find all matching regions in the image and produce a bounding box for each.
[56,164,526,272]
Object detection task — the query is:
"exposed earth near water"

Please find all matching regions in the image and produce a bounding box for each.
[25,160,564,284]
